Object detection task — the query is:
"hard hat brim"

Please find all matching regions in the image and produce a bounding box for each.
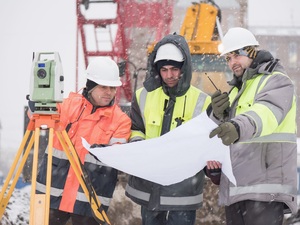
[88,77,122,87]
[220,43,259,57]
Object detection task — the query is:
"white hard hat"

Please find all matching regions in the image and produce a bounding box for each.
[86,57,121,87]
[220,27,259,56]
[154,43,184,63]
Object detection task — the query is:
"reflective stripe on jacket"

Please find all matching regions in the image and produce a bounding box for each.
[126,86,210,210]
[221,69,298,214]
[36,92,131,217]
[131,86,210,140]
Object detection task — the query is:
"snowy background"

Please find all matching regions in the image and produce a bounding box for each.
[0,0,299,156]
[0,0,300,224]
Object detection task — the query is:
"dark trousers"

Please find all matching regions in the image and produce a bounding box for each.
[225,200,284,225]
[141,206,196,225]
[49,208,99,225]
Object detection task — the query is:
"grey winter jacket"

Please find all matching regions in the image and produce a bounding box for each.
[208,50,298,214]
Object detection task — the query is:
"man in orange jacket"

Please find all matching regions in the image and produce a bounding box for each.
[35,57,131,225]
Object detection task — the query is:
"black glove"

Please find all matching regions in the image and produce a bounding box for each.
[207,168,222,176]
[209,121,240,146]
[205,166,221,185]
[211,90,230,120]
[89,144,109,161]
[90,144,109,148]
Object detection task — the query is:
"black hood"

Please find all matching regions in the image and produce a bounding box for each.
[143,33,192,97]
[246,50,286,79]
[249,50,274,70]
[82,87,114,112]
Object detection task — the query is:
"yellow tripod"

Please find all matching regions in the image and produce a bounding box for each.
[0,113,110,225]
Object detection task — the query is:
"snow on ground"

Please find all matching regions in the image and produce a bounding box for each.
[1,181,300,225]
[0,185,30,225]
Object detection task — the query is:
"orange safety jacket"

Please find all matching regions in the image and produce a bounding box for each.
[35,92,131,216]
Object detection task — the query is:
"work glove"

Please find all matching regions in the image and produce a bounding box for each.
[89,144,109,161]
[207,168,222,176]
[90,144,109,148]
[205,160,222,185]
[206,168,221,185]
[211,90,230,120]
[209,121,240,146]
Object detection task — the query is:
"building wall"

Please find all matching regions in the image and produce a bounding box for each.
[256,35,300,135]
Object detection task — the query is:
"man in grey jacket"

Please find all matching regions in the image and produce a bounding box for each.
[207,27,298,225]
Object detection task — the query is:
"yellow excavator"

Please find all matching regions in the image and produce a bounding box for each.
[148,0,231,94]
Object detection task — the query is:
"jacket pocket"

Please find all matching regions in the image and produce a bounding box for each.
[146,112,162,138]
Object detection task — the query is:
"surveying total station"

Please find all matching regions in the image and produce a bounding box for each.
[0,52,110,225]
[28,52,64,113]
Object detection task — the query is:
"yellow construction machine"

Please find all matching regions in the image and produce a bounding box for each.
[149,0,231,94]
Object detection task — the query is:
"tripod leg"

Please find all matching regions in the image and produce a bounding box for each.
[29,127,42,225]
[29,127,54,225]
[0,129,34,218]
[44,127,54,223]
[56,130,111,225]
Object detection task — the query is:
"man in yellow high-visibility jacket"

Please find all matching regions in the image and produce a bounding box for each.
[125,33,213,225]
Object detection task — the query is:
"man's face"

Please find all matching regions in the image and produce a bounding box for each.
[89,85,117,106]
[225,52,253,77]
[160,65,181,87]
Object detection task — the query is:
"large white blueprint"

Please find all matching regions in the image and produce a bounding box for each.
[82,112,236,186]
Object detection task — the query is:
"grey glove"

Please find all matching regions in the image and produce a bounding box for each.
[209,121,240,146]
[211,90,230,120]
